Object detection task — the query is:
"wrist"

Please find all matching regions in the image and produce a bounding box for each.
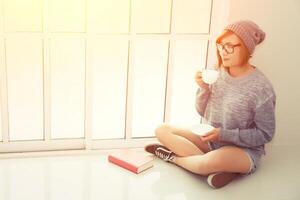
[216,127,221,140]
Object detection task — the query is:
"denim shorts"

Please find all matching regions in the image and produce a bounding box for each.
[208,141,263,175]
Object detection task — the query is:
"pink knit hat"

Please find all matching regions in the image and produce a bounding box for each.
[224,20,266,55]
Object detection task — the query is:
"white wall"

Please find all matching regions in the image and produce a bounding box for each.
[227,0,300,145]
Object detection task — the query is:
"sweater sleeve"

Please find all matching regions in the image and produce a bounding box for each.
[195,87,211,117]
[219,95,276,148]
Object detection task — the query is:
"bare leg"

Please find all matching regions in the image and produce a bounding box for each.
[155,124,210,156]
[173,146,252,176]
[154,124,250,175]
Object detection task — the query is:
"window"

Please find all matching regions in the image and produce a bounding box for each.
[0,0,224,154]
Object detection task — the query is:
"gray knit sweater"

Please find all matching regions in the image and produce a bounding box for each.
[195,67,276,153]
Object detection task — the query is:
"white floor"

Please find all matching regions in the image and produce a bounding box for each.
[0,145,299,200]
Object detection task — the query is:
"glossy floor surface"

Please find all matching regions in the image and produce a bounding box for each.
[0,145,299,200]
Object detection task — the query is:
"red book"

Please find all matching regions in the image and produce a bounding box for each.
[108,149,154,174]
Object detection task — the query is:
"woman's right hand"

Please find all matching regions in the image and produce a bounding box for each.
[195,71,209,89]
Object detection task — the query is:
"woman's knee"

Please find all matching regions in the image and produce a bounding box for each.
[155,123,173,138]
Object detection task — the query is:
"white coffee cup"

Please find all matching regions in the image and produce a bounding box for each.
[202,69,219,84]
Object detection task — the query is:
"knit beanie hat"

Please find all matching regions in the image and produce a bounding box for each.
[224,20,266,55]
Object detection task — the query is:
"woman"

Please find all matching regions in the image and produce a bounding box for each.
[145,20,276,189]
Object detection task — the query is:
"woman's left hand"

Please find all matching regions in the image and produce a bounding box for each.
[201,128,221,142]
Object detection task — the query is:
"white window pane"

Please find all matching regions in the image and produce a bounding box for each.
[131,0,171,33]
[50,39,85,139]
[168,40,208,126]
[172,0,212,33]
[0,2,4,33]
[89,39,128,139]
[50,160,86,200]
[131,39,169,137]
[88,0,129,33]
[8,161,45,199]
[0,105,2,141]
[6,38,44,141]
[49,0,85,32]
[0,39,3,142]
[4,0,42,32]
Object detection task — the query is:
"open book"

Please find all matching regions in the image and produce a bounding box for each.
[108,149,154,174]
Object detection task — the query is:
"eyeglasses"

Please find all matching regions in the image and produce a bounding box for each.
[216,43,241,54]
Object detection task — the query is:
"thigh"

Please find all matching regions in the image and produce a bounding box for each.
[201,146,252,174]
[156,124,210,153]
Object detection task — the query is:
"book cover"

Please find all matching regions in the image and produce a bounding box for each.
[108,149,154,174]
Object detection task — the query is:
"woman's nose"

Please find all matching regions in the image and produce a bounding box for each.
[220,49,228,56]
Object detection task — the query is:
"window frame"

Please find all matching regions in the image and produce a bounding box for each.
[0,0,231,155]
